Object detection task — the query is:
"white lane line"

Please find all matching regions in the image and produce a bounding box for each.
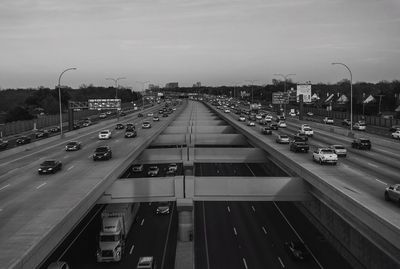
[227,206,231,213]
[242,257,248,269]
[161,199,175,269]
[140,218,145,226]
[273,202,323,269]
[251,205,256,212]
[376,178,388,185]
[202,202,211,269]
[367,162,378,168]
[67,165,74,171]
[233,227,237,236]
[0,184,10,191]
[36,182,47,189]
[278,256,285,268]
[63,156,68,159]
[129,244,135,255]
[262,226,267,235]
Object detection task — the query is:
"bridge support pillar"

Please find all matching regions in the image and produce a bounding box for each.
[175,199,194,269]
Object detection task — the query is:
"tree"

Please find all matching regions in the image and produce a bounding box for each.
[5,106,34,122]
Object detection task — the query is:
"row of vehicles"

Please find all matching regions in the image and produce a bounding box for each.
[131,163,178,177]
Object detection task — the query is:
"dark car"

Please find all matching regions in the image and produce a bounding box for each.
[49,126,61,133]
[342,119,351,126]
[115,123,125,130]
[38,160,62,174]
[294,133,308,142]
[119,111,126,116]
[290,141,309,153]
[284,241,310,261]
[270,123,278,130]
[16,136,31,145]
[261,127,272,135]
[162,113,168,117]
[138,113,144,117]
[73,123,81,130]
[125,130,137,138]
[156,202,171,215]
[93,146,112,161]
[351,138,371,150]
[389,125,400,132]
[35,130,50,139]
[0,139,9,150]
[65,141,81,151]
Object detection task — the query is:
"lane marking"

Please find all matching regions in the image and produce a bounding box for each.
[251,205,256,212]
[278,256,285,268]
[245,163,256,176]
[242,257,248,269]
[202,202,211,269]
[36,182,47,189]
[140,218,145,226]
[262,226,267,235]
[233,227,237,236]
[367,162,378,168]
[376,178,388,185]
[129,244,135,255]
[161,199,175,269]
[67,165,74,171]
[227,206,231,213]
[0,184,10,191]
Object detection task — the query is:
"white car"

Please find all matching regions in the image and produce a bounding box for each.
[147,166,159,176]
[142,121,151,129]
[247,121,255,127]
[238,116,246,122]
[306,112,314,116]
[312,148,338,165]
[300,126,314,136]
[255,114,262,120]
[353,122,366,131]
[265,115,272,123]
[224,109,230,113]
[278,121,287,128]
[329,145,347,157]
[385,184,400,204]
[392,130,400,139]
[323,117,334,124]
[98,130,112,139]
[132,164,144,172]
[147,112,154,117]
[289,112,296,117]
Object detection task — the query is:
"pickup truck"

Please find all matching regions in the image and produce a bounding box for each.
[312,148,338,165]
[289,141,309,153]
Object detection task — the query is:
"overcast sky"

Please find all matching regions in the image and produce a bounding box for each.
[0,0,399,89]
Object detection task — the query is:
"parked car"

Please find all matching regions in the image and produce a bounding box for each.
[261,127,272,135]
[353,122,366,131]
[276,135,290,144]
[115,123,125,130]
[384,184,400,205]
[290,141,309,153]
[65,141,81,151]
[142,121,151,129]
[147,166,159,176]
[156,202,171,215]
[0,139,9,150]
[98,130,112,139]
[342,119,351,126]
[284,241,310,261]
[38,160,62,174]
[132,164,144,172]
[351,138,371,150]
[16,136,31,145]
[35,130,50,139]
[323,117,334,124]
[93,146,112,161]
[312,148,338,165]
[392,130,400,139]
[329,145,347,157]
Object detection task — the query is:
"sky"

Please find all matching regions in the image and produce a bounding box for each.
[0,0,399,89]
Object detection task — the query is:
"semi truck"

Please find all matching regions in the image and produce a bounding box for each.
[96,203,140,262]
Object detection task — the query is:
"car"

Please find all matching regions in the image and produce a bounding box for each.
[289,112,296,117]
[284,241,310,261]
[342,119,351,126]
[93,146,112,161]
[168,163,178,172]
[98,130,112,139]
[147,166,159,176]
[312,148,338,165]
[270,123,278,130]
[132,164,144,172]
[106,111,112,115]
[323,117,334,124]
[306,111,314,116]
[255,114,262,120]
[392,130,400,139]
[300,126,313,136]
[126,123,135,130]
[265,115,273,123]
[353,122,366,131]
[294,133,308,142]
[276,135,290,144]
[16,136,31,145]
[0,139,9,150]
[49,126,60,133]
[72,123,81,130]
[276,115,286,122]
[261,127,272,135]
[224,109,230,113]
[115,123,125,130]
[65,141,81,151]
[247,121,255,127]
[136,256,156,269]
[142,121,151,129]
[351,138,371,150]
[99,113,107,119]
[138,113,144,117]
[153,116,160,121]
[238,116,246,122]
[35,130,50,139]
[47,261,70,269]
[384,184,400,205]
[159,110,164,114]
[329,145,347,157]
[38,160,62,174]
[389,125,400,132]
[119,111,126,116]
[82,120,92,127]
[290,141,309,153]
[278,121,287,128]
[162,113,168,117]
[156,202,171,215]
[147,112,154,117]
[125,130,137,138]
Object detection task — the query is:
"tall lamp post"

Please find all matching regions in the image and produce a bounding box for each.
[106,77,126,99]
[58,67,77,138]
[273,73,296,116]
[136,81,150,110]
[331,62,353,132]
[245,80,258,104]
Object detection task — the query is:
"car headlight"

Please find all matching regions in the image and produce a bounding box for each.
[38,168,42,171]
[48,168,53,170]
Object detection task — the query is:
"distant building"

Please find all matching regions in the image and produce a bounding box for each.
[192,82,201,87]
[149,84,160,90]
[165,82,179,89]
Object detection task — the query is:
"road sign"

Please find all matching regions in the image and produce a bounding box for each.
[296,85,312,103]
[272,92,289,104]
[88,99,121,110]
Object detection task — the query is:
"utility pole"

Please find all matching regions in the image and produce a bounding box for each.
[377,94,385,115]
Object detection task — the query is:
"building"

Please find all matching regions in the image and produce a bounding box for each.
[192,82,201,88]
[165,82,179,89]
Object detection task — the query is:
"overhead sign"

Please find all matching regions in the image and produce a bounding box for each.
[272,92,289,104]
[88,99,121,110]
[296,85,312,103]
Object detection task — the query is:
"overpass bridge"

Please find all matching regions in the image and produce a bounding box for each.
[0,100,399,268]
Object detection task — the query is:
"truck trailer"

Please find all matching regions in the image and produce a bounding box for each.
[96,203,140,262]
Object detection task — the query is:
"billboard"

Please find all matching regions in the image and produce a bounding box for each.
[88,99,121,110]
[296,85,312,103]
[272,92,289,104]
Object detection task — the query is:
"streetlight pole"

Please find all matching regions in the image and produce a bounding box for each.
[136,81,150,110]
[331,62,353,132]
[273,73,296,116]
[106,77,126,99]
[58,67,77,138]
[245,80,258,104]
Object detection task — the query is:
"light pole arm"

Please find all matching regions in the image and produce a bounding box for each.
[58,67,77,138]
